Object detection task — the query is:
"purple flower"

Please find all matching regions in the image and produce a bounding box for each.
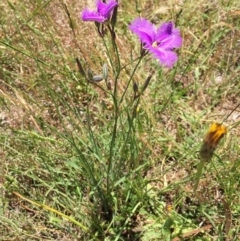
[129,18,182,68]
[82,0,118,23]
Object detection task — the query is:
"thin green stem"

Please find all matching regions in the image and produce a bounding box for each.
[107,95,118,192]
[119,55,143,106]
[106,25,121,193]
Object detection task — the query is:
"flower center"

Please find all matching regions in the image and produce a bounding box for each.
[152,41,158,48]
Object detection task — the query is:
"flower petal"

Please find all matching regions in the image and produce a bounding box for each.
[150,47,178,68]
[129,18,156,46]
[97,0,106,14]
[99,0,118,19]
[156,22,182,49]
[82,9,105,23]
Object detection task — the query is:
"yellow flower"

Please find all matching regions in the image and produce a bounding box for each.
[199,123,227,160]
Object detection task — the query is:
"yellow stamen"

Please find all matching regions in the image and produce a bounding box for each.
[152,41,158,48]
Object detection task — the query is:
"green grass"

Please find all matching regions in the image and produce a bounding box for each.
[0,0,240,240]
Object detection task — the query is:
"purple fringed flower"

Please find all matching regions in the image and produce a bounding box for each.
[82,0,118,23]
[129,18,182,68]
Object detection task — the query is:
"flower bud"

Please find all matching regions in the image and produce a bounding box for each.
[102,63,108,81]
[76,58,86,78]
[133,82,138,93]
[87,69,94,80]
[92,75,103,82]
